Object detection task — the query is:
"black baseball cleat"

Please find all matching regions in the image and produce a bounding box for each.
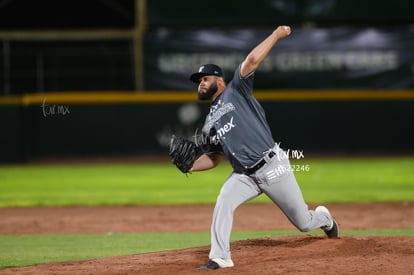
[316,206,339,238]
[198,258,234,270]
[198,260,220,270]
[324,219,339,238]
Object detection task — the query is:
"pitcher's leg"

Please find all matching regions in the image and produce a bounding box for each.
[261,170,331,232]
[209,173,261,259]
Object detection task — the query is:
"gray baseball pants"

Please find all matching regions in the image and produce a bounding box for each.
[209,146,332,260]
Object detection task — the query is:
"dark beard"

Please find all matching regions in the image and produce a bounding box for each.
[198,82,218,101]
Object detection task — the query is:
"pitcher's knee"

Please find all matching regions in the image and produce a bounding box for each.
[294,220,313,232]
[298,225,312,232]
[289,210,316,232]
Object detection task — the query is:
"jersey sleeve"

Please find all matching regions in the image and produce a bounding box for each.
[229,65,255,96]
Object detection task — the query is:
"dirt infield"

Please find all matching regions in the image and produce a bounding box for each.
[1,202,413,274]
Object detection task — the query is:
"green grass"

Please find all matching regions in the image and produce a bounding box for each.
[295,157,414,202]
[0,157,413,207]
[1,229,413,269]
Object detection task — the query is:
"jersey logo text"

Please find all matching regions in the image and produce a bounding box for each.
[216,116,236,137]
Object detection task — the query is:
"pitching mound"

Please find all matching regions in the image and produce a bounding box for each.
[1,236,413,274]
[0,203,413,274]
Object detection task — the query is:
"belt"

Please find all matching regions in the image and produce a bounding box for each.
[242,151,275,175]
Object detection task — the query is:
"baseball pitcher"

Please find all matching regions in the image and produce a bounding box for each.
[169,25,338,270]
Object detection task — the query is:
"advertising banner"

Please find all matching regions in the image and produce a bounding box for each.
[144,27,414,90]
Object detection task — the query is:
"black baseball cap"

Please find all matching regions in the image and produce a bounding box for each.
[190,64,224,83]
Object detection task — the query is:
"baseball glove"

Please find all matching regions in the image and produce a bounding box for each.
[169,135,201,174]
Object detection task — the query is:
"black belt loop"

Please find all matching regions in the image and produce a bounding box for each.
[242,150,275,175]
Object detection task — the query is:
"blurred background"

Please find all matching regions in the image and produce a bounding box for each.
[0,0,413,163]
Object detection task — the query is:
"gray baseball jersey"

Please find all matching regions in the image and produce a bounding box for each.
[201,65,275,172]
